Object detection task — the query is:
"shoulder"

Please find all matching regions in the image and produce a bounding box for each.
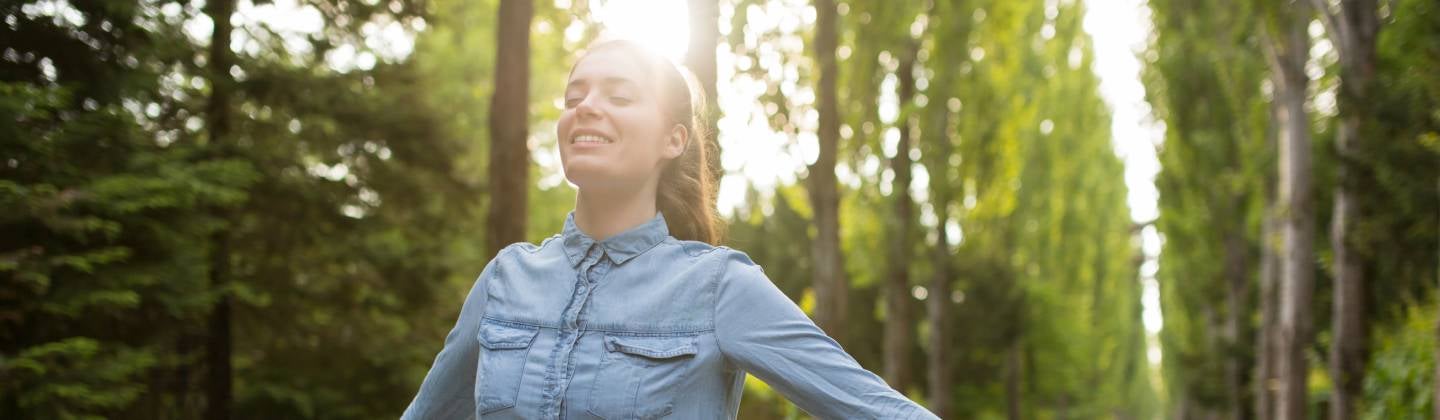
[662,236,727,258]
[504,234,562,256]
[714,245,763,275]
[694,244,770,290]
[657,238,765,274]
[483,235,567,275]
[705,246,793,323]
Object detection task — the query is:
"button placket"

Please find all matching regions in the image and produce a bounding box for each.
[540,243,609,418]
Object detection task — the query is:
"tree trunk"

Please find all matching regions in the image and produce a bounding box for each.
[1264,3,1314,418]
[1004,334,1021,420]
[1202,302,1223,420]
[486,0,533,258]
[1223,227,1251,420]
[1313,1,1379,418]
[883,43,918,391]
[927,247,952,418]
[205,278,232,420]
[1256,97,1282,420]
[1327,91,1367,420]
[203,0,236,418]
[686,0,720,177]
[1176,395,1191,420]
[926,98,954,420]
[174,332,199,416]
[808,0,847,344]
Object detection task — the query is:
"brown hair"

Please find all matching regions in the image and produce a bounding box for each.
[575,40,724,245]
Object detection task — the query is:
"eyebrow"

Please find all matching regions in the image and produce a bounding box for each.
[566,76,638,91]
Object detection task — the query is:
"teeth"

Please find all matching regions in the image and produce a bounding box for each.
[573,134,612,144]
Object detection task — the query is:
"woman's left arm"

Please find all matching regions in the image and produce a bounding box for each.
[713,250,940,420]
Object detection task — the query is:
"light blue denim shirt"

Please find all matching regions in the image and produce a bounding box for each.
[402,211,938,419]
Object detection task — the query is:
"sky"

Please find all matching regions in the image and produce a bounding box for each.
[1077,0,1168,372]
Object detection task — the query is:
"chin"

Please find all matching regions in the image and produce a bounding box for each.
[562,162,612,189]
[563,163,646,193]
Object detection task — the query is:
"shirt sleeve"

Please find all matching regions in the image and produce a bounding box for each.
[400,248,505,420]
[713,250,940,420]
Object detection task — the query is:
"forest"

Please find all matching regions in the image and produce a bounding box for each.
[1,0,1436,419]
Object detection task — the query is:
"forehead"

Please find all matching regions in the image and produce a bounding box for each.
[567,48,655,89]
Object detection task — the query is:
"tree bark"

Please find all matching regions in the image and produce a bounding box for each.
[1223,227,1251,420]
[174,331,199,416]
[927,249,952,419]
[1312,1,1379,418]
[686,0,721,177]
[927,108,953,419]
[1256,97,1283,420]
[487,0,533,258]
[205,276,232,420]
[203,0,236,418]
[808,0,847,344]
[883,43,918,391]
[1264,3,1314,418]
[1004,329,1021,420]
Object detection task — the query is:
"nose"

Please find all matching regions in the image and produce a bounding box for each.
[575,93,602,120]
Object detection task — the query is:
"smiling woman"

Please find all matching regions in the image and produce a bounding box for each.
[399,38,938,420]
[558,41,719,244]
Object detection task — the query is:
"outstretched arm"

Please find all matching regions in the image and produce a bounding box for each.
[401,251,503,420]
[713,251,940,420]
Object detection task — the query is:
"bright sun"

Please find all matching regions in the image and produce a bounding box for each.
[590,0,692,61]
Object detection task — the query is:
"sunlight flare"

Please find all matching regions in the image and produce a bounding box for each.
[590,0,691,61]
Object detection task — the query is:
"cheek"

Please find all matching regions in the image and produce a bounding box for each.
[614,112,668,157]
[556,112,572,138]
[555,113,573,155]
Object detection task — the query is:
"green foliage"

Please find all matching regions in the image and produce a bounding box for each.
[1355,3,1440,417]
[1361,303,1436,419]
[16,0,1436,417]
[0,79,254,417]
[1365,0,1440,308]
[728,0,1158,416]
[1144,0,1274,414]
[1145,0,1440,416]
[4,337,158,419]
[2,0,484,417]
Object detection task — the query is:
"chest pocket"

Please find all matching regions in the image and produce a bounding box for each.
[476,319,539,415]
[587,333,700,420]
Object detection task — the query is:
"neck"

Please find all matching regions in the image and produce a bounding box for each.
[573,181,658,242]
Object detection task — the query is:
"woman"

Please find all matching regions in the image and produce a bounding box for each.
[402,40,938,420]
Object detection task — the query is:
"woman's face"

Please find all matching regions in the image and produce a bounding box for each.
[557,48,686,192]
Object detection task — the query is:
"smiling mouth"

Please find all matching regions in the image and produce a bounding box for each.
[571,134,614,144]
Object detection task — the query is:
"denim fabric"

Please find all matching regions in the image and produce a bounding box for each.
[401,211,938,420]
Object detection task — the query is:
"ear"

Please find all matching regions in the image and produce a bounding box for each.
[662,124,688,160]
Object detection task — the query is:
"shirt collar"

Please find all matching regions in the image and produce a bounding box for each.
[561,210,671,267]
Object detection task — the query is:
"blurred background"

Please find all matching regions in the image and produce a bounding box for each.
[2,0,1437,418]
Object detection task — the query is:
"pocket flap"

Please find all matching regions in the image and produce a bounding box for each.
[478,320,538,350]
[604,335,698,359]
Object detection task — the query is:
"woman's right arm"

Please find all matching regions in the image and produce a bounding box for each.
[400,251,502,420]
